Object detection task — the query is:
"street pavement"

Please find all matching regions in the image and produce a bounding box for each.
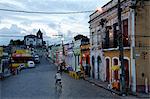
[1,56,138,99]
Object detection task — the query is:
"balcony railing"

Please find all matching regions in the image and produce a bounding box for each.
[102,39,130,49]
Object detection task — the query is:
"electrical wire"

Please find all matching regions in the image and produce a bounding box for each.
[0,34,150,38]
[0,8,94,14]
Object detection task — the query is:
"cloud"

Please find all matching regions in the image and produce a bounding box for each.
[0,0,111,45]
[0,24,25,35]
[0,24,26,45]
[0,0,27,10]
[48,23,58,30]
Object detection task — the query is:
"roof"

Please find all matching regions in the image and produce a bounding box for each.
[89,0,113,17]
[89,0,127,23]
[74,34,88,41]
[24,34,37,39]
[37,29,42,34]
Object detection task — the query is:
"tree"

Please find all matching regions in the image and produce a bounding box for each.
[9,39,14,45]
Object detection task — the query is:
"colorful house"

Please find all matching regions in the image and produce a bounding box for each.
[89,0,150,93]
[73,35,88,72]
[65,43,74,68]
[80,37,91,77]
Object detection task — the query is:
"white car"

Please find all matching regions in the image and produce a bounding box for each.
[27,61,35,68]
[34,55,40,63]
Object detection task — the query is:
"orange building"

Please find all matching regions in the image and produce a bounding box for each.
[80,37,90,77]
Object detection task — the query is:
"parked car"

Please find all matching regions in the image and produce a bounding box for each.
[27,61,35,68]
[34,55,40,63]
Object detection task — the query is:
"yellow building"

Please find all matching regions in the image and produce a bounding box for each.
[0,47,3,57]
[80,39,90,77]
[134,1,150,92]
[89,0,150,93]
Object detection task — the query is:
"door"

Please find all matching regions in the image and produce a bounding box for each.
[124,59,129,90]
[92,56,95,78]
[106,58,110,82]
[86,55,90,77]
[97,56,101,79]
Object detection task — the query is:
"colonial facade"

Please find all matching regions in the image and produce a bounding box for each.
[65,43,74,68]
[80,37,91,77]
[73,35,83,72]
[89,0,150,93]
[24,29,43,47]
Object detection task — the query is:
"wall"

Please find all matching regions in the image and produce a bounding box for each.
[104,49,130,83]
[135,1,150,92]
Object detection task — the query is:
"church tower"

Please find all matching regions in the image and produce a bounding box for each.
[37,29,43,39]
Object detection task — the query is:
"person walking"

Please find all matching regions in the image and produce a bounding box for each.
[55,71,62,84]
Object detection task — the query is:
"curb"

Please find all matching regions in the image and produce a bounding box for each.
[84,79,121,96]
[84,79,150,98]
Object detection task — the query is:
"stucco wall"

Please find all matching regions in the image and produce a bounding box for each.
[104,49,131,83]
[135,2,150,91]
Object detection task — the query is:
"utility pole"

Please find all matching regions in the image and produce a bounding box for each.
[61,36,65,72]
[117,0,126,96]
[53,34,65,71]
[62,38,65,69]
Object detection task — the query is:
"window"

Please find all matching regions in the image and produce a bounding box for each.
[123,19,129,47]
[113,23,119,48]
[97,29,101,45]
[91,32,94,45]
[104,27,110,48]
[97,33,101,45]
[97,56,101,66]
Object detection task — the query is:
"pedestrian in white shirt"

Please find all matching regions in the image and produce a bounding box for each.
[55,71,62,84]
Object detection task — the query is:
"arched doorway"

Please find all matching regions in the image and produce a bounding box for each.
[97,56,101,79]
[124,59,129,90]
[113,59,119,81]
[106,58,110,82]
[92,56,95,78]
[86,55,90,77]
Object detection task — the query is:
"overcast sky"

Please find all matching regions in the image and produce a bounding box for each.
[0,0,110,45]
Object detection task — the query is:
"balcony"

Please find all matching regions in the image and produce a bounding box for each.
[102,38,130,49]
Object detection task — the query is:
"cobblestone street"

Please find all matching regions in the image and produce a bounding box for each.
[1,57,125,99]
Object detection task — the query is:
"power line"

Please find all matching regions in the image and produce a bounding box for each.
[0,8,94,14]
[1,34,150,38]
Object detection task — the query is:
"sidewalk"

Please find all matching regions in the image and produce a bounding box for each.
[84,77,121,95]
[84,77,150,98]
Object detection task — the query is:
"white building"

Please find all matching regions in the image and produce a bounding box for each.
[89,25,106,81]
[24,29,43,47]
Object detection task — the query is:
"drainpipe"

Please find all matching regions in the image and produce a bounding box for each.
[130,4,136,93]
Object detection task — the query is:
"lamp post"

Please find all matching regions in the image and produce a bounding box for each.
[117,0,126,96]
